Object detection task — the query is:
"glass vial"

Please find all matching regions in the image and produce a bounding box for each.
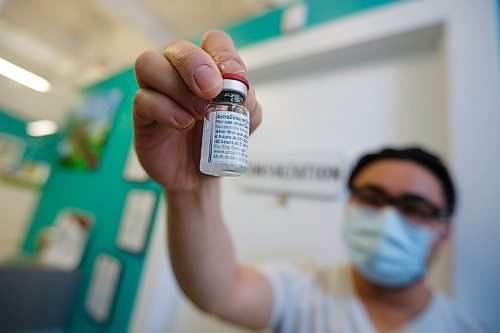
[200,73,250,177]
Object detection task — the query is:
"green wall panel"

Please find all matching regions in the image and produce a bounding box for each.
[307,0,402,26]
[197,0,405,48]
[22,68,162,333]
[0,111,26,137]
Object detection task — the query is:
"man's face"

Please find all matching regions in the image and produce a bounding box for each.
[349,159,450,263]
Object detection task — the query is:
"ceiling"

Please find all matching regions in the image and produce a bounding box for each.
[0,0,294,124]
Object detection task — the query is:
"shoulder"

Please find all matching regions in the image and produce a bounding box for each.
[259,262,347,292]
[257,261,317,304]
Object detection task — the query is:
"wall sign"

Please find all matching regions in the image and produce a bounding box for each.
[37,209,93,270]
[241,152,345,199]
[116,189,156,254]
[0,133,25,170]
[85,254,121,323]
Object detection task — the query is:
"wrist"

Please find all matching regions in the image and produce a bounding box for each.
[164,177,220,207]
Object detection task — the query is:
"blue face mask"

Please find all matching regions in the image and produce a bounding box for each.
[343,203,434,287]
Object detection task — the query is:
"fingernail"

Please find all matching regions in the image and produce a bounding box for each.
[173,111,195,128]
[220,59,245,74]
[194,65,221,95]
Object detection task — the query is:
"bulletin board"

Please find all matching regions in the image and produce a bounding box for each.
[22,69,162,333]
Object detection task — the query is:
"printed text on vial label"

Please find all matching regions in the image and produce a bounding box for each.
[210,112,249,166]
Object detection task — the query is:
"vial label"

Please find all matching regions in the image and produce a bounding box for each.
[203,111,249,167]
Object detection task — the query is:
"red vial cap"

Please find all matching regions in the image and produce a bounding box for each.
[222,73,250,90]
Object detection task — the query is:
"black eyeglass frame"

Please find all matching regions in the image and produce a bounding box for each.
[348,184,451,221]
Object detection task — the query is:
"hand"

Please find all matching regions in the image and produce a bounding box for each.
[133,30,262,192]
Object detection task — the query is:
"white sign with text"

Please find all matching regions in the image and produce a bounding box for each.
[241,152,346,199]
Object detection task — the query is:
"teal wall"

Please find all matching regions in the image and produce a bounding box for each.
[21,69,162,333]
[0,110,28,138]
[20,1,406,332]
[194,0,404,47]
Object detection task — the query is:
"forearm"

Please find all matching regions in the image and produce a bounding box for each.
[166,178,237,314]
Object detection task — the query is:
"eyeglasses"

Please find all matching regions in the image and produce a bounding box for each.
[349,185,450,221]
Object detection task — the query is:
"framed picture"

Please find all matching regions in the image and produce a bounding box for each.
[116,189,156,254]
[37,209,93,270]
[1,161,51,189]
[0,133,47,188]
[58,88,123,170]
[85,254,122,323]
[0,133,25,171]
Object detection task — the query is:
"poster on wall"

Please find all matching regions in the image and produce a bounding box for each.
[2,161,51,189]
[58,88,123,170]
[85,253,122,323]
[37,209,93,270]
[116,189,156,254]
[0,133,25,171]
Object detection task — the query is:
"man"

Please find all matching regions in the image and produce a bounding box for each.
[132,30,484,332]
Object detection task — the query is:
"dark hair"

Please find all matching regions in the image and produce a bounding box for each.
[348,147,456,217]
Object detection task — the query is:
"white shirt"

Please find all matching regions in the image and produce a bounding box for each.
[260,263,486,333]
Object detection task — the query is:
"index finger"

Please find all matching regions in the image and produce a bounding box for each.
[163,39,223,100]
[200,30,247,75]
[201,31,262,133]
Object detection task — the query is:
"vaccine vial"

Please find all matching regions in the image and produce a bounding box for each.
[200,73,250,177]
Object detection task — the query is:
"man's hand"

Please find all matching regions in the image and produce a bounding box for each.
[133,30,262,192]
[133,31,272,331]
